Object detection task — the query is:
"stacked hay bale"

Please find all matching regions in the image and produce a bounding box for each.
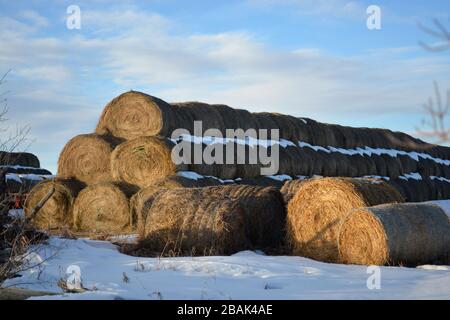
[24,179,85,230]
[25,89,450,247]
[96,91,450,198]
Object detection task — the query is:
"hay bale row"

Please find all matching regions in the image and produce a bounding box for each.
[388,178,450,202]
[106,135,450,193]
[338,203,450,266]
[286,177,404,263]
[94,91,449,157]
[139,185,286,256]
[0,151,41,168]
[24,179,85,230]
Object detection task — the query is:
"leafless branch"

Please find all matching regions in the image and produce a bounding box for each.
[416,81,450,143]
[418,18,450,52]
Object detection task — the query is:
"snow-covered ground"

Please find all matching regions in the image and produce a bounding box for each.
[4,236,450,300]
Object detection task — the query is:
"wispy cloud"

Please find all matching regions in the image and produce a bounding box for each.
[1,4,449,171]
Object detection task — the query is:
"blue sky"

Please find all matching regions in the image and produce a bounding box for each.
[0,0,449,173]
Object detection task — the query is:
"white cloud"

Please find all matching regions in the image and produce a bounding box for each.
[19,10,50,28]
[1,6,449,170]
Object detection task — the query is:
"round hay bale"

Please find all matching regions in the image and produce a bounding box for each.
[372,155,387,177]
[362,154,378,176]
[383,155,402,179]
[337,126,355,148]
[386,179,407,200]
[253,112,281,140]
[0,151,40,168]
[350,154,368,177]
[287,147,313,177]
[58,134,123,185]
[308,122,330,147]
[298,147,319,176]
[110,136,185,188]
[320,152,338,177]
[130,175,222,232]
[24,179,85,230]
[333,153,351,177]
[141,185,286,255]
[172,102,225,134]
[434,179,450,199]
[73,182,138,234]
[237,176,284,188]
[96,91,180,140]
[338,203,450,266]
[397,154,417,174]
[269,113,300,142]
[286,177,404,262]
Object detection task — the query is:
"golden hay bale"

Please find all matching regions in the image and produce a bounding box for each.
[73,182,138,234]
[111,136,186,188]
[140,185,286,256]
[96,91,180,140]
[338,203,450,266]
[24,179,85,230]
[287,177,404,263]
[130,175,222,232]
[58,134,123,185]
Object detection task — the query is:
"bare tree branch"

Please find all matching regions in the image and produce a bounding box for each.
[418,18,450,52]
[416,81,450,143]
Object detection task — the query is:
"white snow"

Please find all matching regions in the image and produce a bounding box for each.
[4,237,450,300]
[5,173,22,183]
[176,171,205,181]
[168,134,450,167]
[431,176,450,184]
[401,172,422,181]
[267,174,292,181]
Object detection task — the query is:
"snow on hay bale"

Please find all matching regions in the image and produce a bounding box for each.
[338,203,450,266]
[130,175,222,232]
[95,91,444,153]
[286,177,404,263]
[58,134,123,185]
[24,179,85,230]
[139,185,286,256]
[110,136,287,188]
[73,182,139,234]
